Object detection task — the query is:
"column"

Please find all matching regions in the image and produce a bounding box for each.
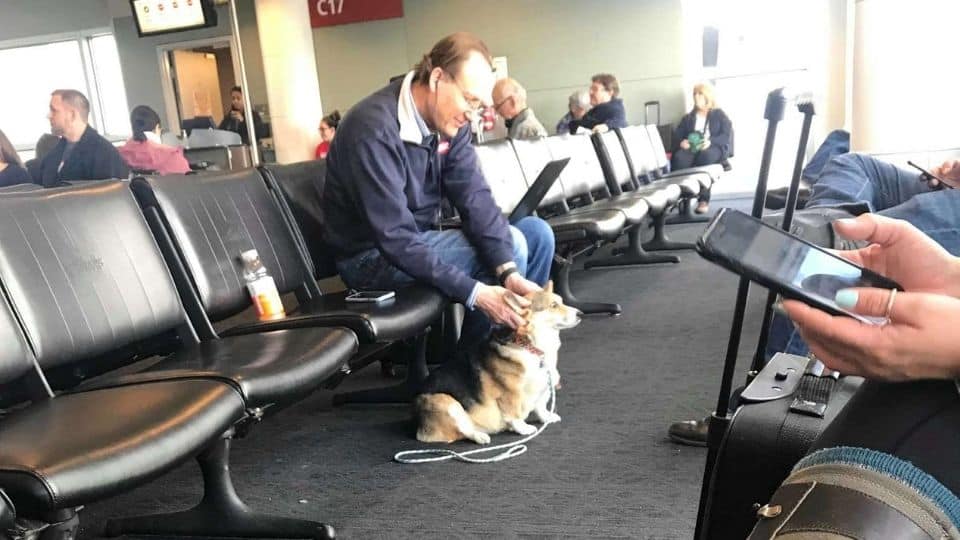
[254,0,323,163]
[850,0,960,153]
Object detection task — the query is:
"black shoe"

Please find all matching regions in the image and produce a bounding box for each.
[668,416,709,447]
[762,206,867,250]
[764,186,812,210]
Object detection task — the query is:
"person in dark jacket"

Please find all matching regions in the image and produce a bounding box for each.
[33,89,129,187]
[218,86,269,145]
[671,82,734,213]
[0,128,31,188]
[568,73,628,133]
[323,32,555,350]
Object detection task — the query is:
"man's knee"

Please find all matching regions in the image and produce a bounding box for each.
[508,225,529,266]
[824,152,878,176]
[514,216,554,256]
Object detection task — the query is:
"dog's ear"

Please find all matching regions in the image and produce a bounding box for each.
[545,280,554,294]
[515,320,531,336]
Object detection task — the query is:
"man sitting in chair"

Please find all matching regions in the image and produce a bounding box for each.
[322,32,555,350]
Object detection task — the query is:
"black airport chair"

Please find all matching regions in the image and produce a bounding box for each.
[476,138,627,314]
[0,181,356,539]
[131,169,446,405]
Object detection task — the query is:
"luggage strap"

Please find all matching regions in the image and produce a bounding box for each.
[788,357,839,418]
[750,481,935,539]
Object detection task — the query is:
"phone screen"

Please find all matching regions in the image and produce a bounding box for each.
[702,210,900,322]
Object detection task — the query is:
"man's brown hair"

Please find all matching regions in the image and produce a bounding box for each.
[52,89,91,120]
[413,32,493,85]
[591,73,620,98]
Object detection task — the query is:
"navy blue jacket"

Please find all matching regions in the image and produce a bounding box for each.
[672,108,734,157]
[323,77,513,302]
[569,98,628,132]
[33,126,129,187]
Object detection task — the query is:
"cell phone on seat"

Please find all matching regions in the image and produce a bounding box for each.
[697,209,902,324]
[907,160,954,190]
[344,290,396,303]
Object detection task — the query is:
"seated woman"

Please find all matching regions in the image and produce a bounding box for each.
[0,128,32,188]
[671,82,733,213]
[315,110,340,160]
[118,105,190,175]
[751,213,960,536]
[568,73,627,133]
[555,90,590,135]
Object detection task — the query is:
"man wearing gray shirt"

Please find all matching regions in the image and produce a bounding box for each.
[492,78,547,140]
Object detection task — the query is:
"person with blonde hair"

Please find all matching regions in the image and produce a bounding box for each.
[671,81,734,213]
[0,129,31,187]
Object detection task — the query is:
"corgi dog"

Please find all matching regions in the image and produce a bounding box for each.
[414,282,582,444]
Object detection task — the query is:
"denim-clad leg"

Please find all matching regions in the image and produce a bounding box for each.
[766,153,960,361]
[806,153,931,211]
[336,216,555,351]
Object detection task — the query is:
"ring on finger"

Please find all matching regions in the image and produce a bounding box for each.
[883,288,897,320]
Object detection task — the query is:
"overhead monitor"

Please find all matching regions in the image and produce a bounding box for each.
[130,0,218,37]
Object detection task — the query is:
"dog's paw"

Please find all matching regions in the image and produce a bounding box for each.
[470,432,491,445]
[509,420,537,436]
[539,411,562,424]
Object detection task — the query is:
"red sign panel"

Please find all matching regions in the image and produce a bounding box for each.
[309,0,404,27]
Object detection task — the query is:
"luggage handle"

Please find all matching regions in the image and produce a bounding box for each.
[643,100,660,126]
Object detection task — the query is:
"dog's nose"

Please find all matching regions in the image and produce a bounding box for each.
[574,309,584,318]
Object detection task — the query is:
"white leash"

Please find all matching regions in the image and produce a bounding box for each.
[393,371,557,464]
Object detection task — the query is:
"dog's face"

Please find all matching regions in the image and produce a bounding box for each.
[523,281,582,331]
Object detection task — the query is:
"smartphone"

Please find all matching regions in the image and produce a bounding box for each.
[907,160,953,190]
[345,290,396,303]
[697,209,902,324]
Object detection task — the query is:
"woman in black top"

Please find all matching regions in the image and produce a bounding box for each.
[0,129,32,188]
[671,82,733,213]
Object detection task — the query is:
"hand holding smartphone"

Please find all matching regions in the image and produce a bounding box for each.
[907,160,957,190]
[697,209,903,324]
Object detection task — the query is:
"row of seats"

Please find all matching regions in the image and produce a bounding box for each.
[474,124,724,314]
[0,165,450,538]
[0,124,723,536]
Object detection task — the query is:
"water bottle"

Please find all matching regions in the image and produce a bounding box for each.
[240,249,286,321]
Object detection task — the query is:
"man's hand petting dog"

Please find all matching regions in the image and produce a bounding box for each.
[475,283,531,329]
[503,272,542,297]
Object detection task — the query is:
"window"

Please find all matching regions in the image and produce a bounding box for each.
[0,32,131,156]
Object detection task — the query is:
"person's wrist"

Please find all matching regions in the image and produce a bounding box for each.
[498,266,519,286]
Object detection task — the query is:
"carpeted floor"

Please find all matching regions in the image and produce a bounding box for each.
[77,199,774,539]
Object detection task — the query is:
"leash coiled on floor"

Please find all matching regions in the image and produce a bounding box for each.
[393,372,557,464]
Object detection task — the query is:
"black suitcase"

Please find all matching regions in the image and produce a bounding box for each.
[703,354,863,538]
[693,90,864,539]
[644,100,674,152]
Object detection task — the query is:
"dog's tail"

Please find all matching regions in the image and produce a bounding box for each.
[415,393,468,443]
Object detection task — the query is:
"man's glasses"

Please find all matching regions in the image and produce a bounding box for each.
[443,72,484,115]
[493,95,514,114]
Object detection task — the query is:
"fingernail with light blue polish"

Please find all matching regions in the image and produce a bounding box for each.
[835,289,858,308]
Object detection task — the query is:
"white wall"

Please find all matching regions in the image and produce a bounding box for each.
[312,0,687,130]
[0,0,112,40]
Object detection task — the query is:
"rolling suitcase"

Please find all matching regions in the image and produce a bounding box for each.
[644,100,674,153]
[694,89,865,539]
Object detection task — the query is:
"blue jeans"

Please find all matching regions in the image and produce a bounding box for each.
[766,153,960,359]
[336,216,555,350]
